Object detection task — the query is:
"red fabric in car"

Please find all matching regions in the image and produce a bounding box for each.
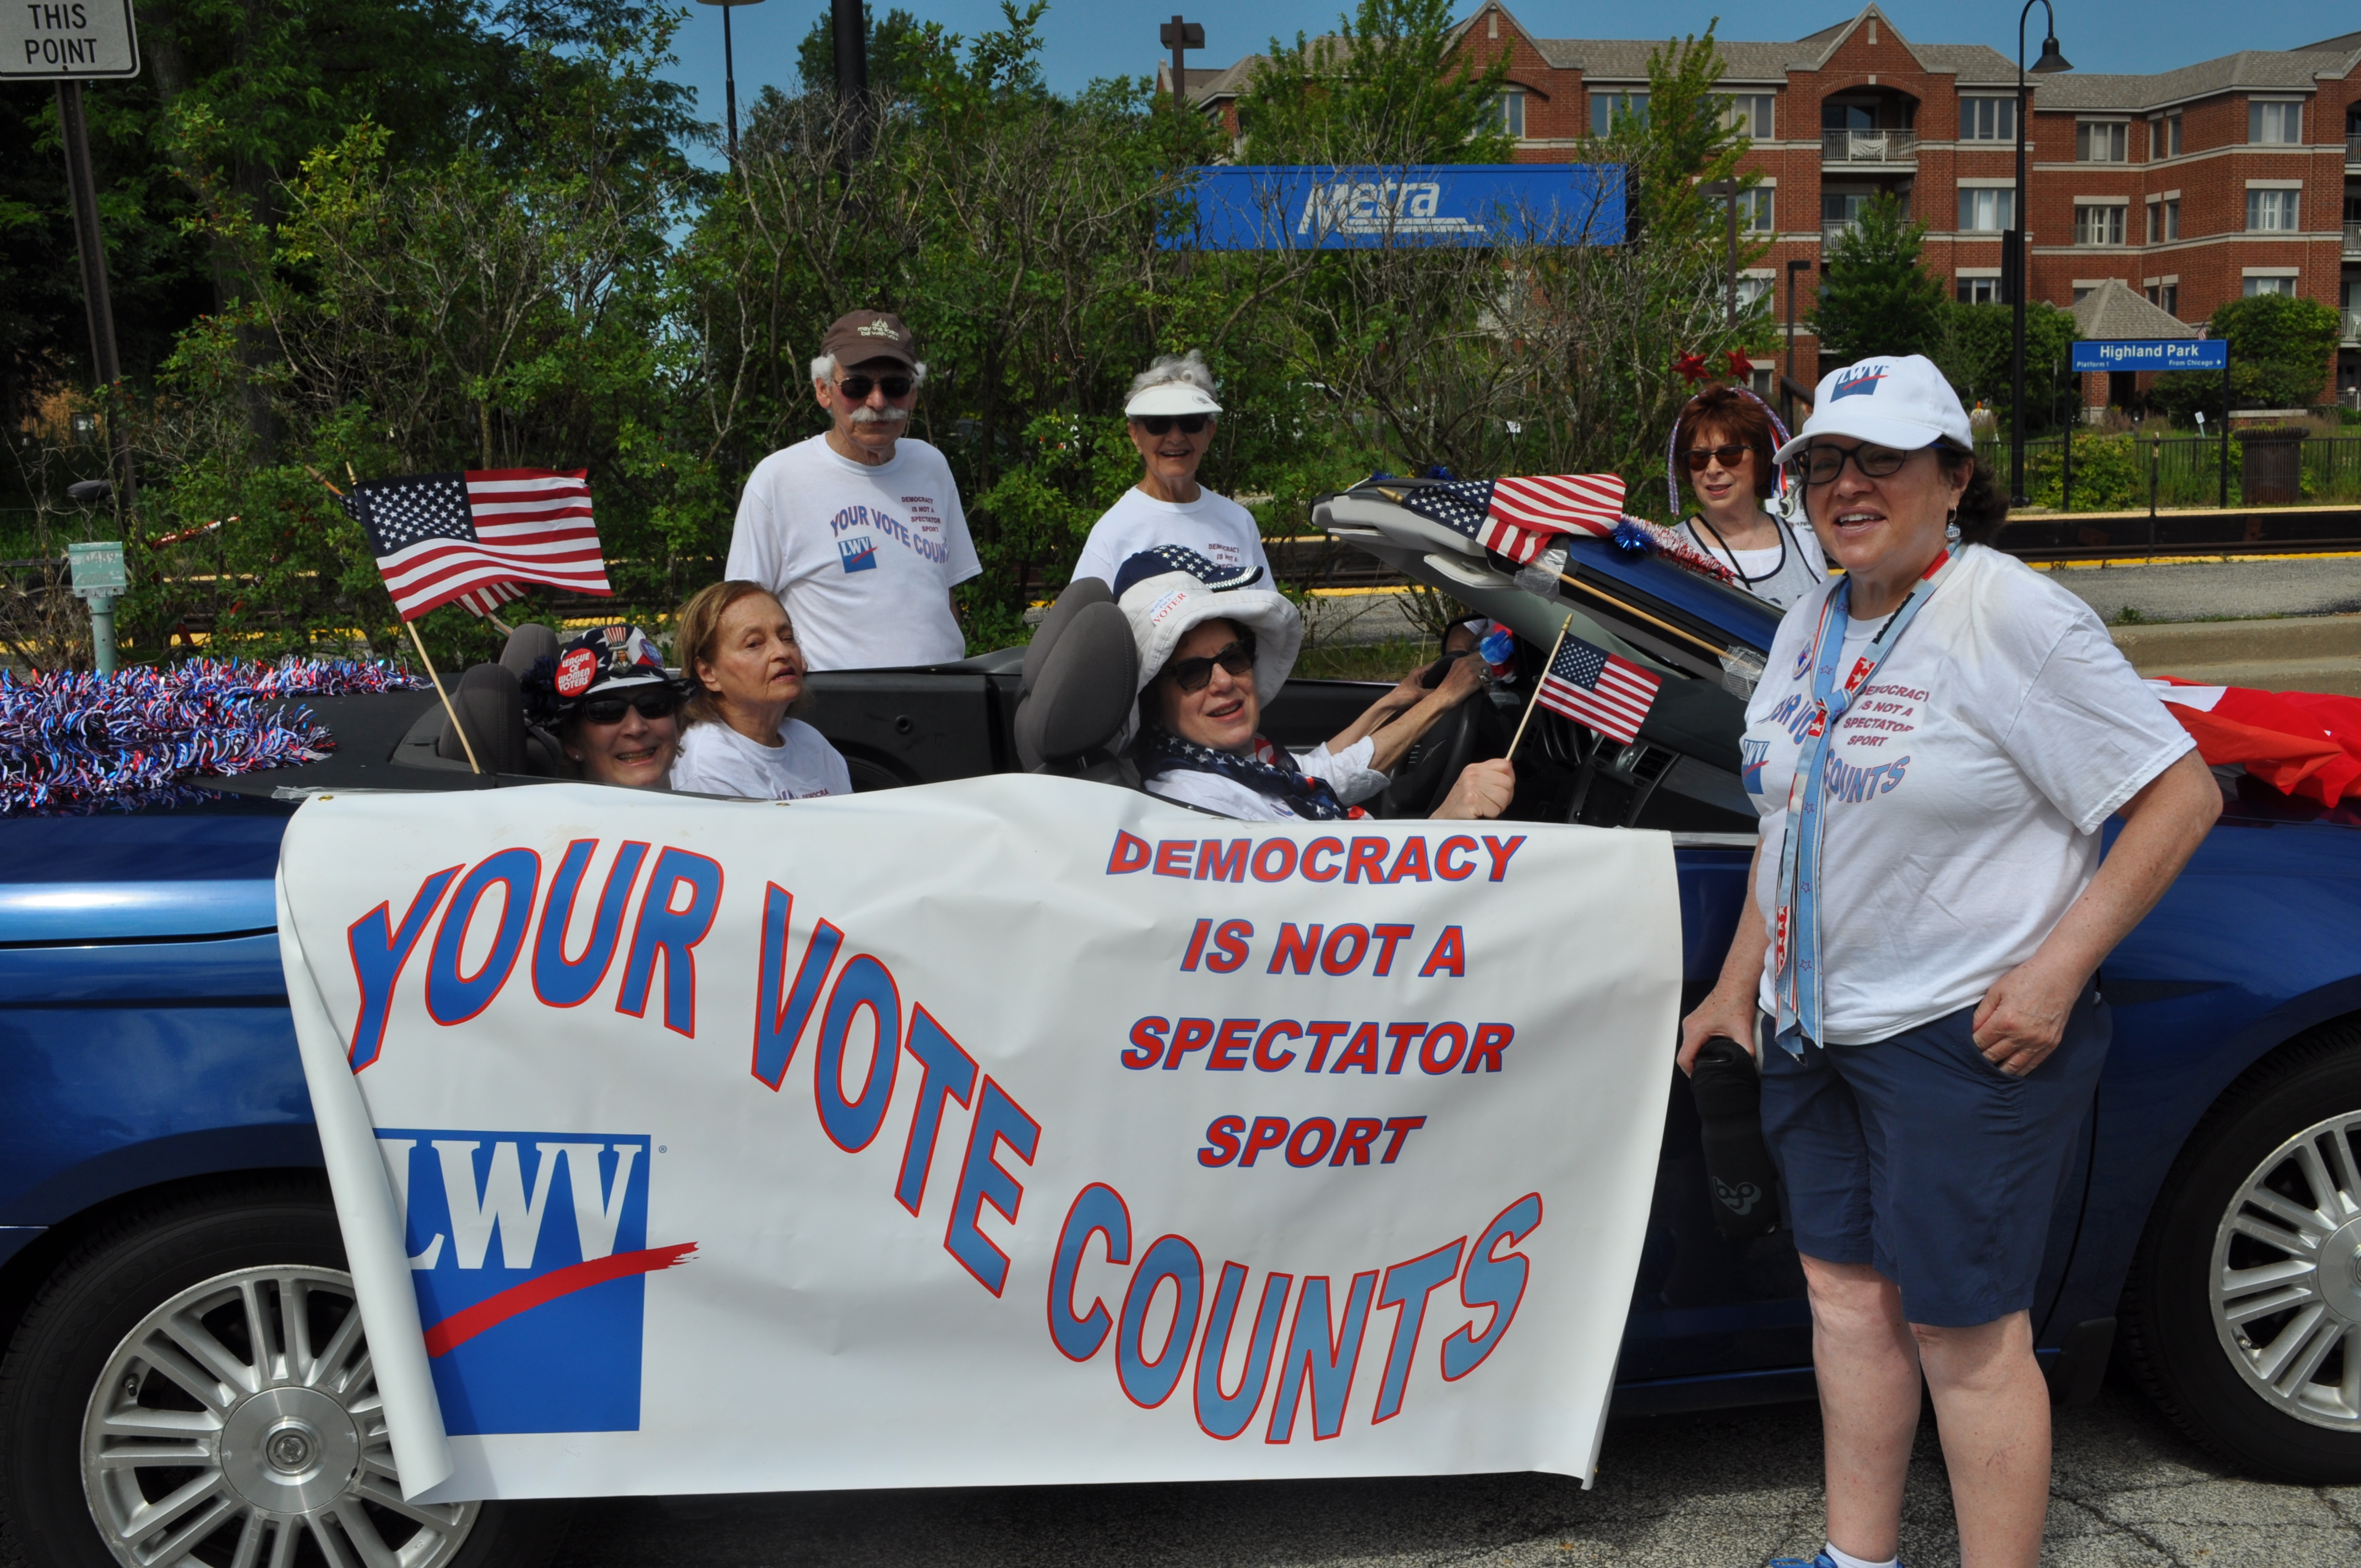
[2152,677,2361,806]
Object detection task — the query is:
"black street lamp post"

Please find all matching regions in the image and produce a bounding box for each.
[695,0,769,168]
[2011,1,2071,504]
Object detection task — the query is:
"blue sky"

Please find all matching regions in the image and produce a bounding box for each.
[660,0,2360,156]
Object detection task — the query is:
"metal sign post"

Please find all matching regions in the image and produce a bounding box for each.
[7,1,141,510]
[67,541,127,677]
[693,0,766,168]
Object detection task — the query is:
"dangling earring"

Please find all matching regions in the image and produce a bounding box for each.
[1944,507,1961,545]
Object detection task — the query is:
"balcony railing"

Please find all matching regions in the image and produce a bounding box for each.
[2345,310,2361,346]
[2348,132,2361,163]
[1823,220,1858,245]
[1823,129,1917,163]
[2347,221,2361,255]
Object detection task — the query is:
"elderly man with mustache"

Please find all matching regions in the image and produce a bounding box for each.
[723,310,981,670]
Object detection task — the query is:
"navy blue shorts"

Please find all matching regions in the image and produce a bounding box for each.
[1758,988,2110,1328]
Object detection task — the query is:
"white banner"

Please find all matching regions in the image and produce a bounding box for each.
[274,776,1680,1503]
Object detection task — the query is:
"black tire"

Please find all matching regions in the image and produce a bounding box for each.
[2122,1022,2361,1483]
[0,1178,574,1568]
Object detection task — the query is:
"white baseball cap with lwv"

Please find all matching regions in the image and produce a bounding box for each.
[1772,353,1972,465]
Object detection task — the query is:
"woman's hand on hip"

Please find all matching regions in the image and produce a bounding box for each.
[1678,989,1760,1076]
[1971,957,2085,1077]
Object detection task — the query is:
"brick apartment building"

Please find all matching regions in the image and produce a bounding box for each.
[1165,4,2361,410]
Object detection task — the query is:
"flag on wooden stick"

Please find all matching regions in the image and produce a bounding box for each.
[1533,633,1663,745]
[342,468,610,621]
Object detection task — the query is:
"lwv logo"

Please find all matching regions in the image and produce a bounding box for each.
[378,1130,691,1434]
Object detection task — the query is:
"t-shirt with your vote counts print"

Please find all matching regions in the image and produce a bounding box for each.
[725,434,982,671]
[1741,544,2193,1045]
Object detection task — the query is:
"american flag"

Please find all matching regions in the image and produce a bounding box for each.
[1395,474,1626,565]
[1534,634,1662,744]
[342,469,610,621]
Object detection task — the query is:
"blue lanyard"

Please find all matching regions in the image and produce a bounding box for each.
[1771,549,1955,1055]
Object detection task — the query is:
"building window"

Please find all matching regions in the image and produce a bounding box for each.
[2076,121,2128,162]
[2250,100,2302,144]
[1721,94,1774,140]
[1957,187,2014,231]
[2244,276,2296,297]
[1591,90,1648,138]
[1735,275,1773,310]
[2146,282,2179,315]
[2145,199,2159,244]
[1731,187,1775,232]
[2248,188,2300,232]
[1957,275,2001,304]
[1495,91,1525,139]
[1960,95,2015,141]
[2165,111,2183,156]
[2163,198,2180,239]
[2074,203,2126,246]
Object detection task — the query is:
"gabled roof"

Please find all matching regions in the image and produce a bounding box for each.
[2035,43,2361,112]
[1528,5,2014,85]
[2072,279,2195,340]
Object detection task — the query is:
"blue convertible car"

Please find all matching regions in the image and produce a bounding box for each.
[2,478,2358,1567]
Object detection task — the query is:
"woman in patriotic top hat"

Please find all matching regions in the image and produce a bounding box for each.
[1675,355,2219,1568]
[1666,382,1827,609]
[1112,547,1509,822]
[532,623,687,790]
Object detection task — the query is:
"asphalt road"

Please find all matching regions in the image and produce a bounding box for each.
[547,1384,2360,1567]
[2041,554,2361,626]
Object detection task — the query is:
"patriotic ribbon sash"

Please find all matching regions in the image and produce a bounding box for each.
[1770,549,1955,1056]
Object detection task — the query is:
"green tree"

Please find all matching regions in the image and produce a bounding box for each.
[1810,193,1945,363]
[794,5,931,101]
[1928,298,2079,437]
[2151,292,2343,423]
[1238,0,1511,165]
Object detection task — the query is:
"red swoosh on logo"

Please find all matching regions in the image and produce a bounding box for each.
[421,1242,698,1357]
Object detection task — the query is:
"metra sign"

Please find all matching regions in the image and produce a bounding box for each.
[1177,164,1626,251]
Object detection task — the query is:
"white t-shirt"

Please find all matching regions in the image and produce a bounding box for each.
[725,435,982,671]
[668,718,853,802]
[1742,545,2193,1043]
[1073,486,1273,587]
[1145,738,1379,820]
[1673,514,1827,610]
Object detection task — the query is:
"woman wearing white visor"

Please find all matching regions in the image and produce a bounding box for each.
[1678,355,2218,1568]
[1072,351,1272,589]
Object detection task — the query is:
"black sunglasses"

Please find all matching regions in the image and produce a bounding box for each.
[837,374,913,401]
[1794,442,1915,486]
[578,687,682,725]
[1683,443,1758,471]
[1164,638,1255,693]
[1135,414,1210,437]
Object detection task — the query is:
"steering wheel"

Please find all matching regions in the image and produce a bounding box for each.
[1377,697,1481,819]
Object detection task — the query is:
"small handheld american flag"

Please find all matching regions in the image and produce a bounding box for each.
[342,469,611,621]
[1395,474,1626,565]
[1533,631,1663,745]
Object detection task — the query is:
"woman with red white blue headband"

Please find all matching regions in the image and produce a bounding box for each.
[1667,382,1826,609]
[1675,355,2219,1568]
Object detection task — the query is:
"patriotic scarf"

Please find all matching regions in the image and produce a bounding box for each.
[1136,727,1357,821]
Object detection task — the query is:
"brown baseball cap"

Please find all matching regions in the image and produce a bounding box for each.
[820,309,918,373]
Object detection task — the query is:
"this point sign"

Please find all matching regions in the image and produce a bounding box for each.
[3,0,140,79]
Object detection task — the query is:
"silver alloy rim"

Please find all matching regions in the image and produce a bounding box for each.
[81,1264,478,1567]
[2212,1110,2361,1431]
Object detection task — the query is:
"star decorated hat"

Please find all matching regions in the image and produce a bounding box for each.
[1112,546,1298,704]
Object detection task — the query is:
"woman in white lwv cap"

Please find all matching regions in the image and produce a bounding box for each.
[1071,351,1272,589]
[1677,355,2219,1568]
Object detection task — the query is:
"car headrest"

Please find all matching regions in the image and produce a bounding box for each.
[1015,601,1139,771]
[498,622,561,681]
[437,662,530,774]
[1020,578,1113,701]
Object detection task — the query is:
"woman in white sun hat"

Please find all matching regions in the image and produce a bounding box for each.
[1071,351,1272,589]
[1676,354,2220,1568]
[1112,546,1510,821]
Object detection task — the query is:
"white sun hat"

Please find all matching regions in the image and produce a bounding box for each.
[1772,353,1973,465]
[1112,547,1298,704]
[1123,350,1225,418]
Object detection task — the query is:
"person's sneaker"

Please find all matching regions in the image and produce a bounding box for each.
[1767,1557,1907,1568]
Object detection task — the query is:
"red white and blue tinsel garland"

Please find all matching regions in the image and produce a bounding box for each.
[0,657,427,816]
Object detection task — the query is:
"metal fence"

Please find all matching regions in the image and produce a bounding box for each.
[1973,435,2361,511]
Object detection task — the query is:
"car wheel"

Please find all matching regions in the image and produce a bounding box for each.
[0,1179,573,1568]
[2123,1023,2361,1483]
